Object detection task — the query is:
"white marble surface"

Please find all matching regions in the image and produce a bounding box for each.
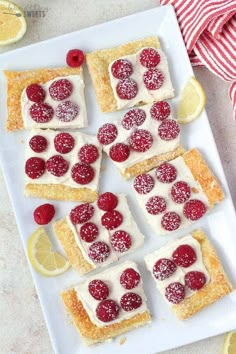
[0,1,235,353]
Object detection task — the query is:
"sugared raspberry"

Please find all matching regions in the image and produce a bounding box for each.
[158,119,180,141]
[146,196,167,215]
[79,144,99,164]
[49,79,73,101]
[101,210,123,230]
[109,143,130,162]
[110,230,132,253]
[183,199,207,221]
[120,292,142,311]
[88,241,110,263]
[29,135,48,153]
[150,101,171,121]
[156,162,177,183]
[26,84,46,103]
[111,59,133,79]
[66,49,84,67]
[54,132,75,154]
[120,268,141,290]
[153,258,177,281]
[139,48,160,68]
[97,192,118,211]
[33,203,55,225]
[185,271,207,291]
[129,129,153,152]
[171,181,191,204]
[133,173,155,195]
[46,155,69,177]
[71,163,95,185]
[88,279,109,301]
[165,282,185,304]
[143,69,164,90]
[96,299,120,322]
[80,222,99,243]
[172,244,197,268]
[121,108,146,130]
[25,157,45,179]
[97,123,118,145]
[116,78,138,100]
[70,203,94,224]
[29,102,54,123]
[161,212,181,231]
[55,101,79,122]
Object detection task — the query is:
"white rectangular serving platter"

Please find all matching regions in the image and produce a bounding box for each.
[0,5,236,354]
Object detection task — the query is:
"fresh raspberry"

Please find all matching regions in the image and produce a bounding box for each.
[79,144,99,164]
[97,123,118,145]
[183,199,207,221]
[54,132,75,154]
[156,162,177,183]
[97,192,118,211]
[143,69,164,90]
[88,241,110,263]
[88,279,109,301]
[29,102,54,123]
[71,163,95,185]
[80,222,99,243]
[66,49,84,67]
[139,48,160,68]
[146,196,167,215]
[172,244,197,268]
[120,268,141,290]
[46,155,69,177]
[129,129,153,152]
[101,210,123,230]
[150,101,171,121]
[158,119,180,141]
[110,230,132,253]
[121,108,146,130]
[171,181,191,204]
[96,299,120,322]
[120,292,142,311]
[111,59,133,79]
[165,282,185,304]
[185,271,207,291]
[55,101,79,122]
[161,212,181,231]
[26,84,46,103]
[153,258,177,281]
[116,78,138,100]
[25,157,45,179]
[33,203,55,225]
[29,135,48,153]
[70,203,94,224]
[109,143,130,162]
[49,79,73,101]
[133,173,154,195]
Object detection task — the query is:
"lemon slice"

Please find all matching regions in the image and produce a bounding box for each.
[177,77,206,124]
[28,227,70,276]
[222,331,236,354]
[0,0,27,46]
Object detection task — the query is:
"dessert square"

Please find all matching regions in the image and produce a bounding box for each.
[62,261,151,345]
[86,36,174,113]
[54,193,144,275]
[25,129,102,202]
[4,67,87,131]
[145,229,233,320]
[97,101,184,179]
[133,148,224,235]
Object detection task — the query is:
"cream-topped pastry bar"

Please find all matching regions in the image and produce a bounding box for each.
[145,230,233,319]
[62,261,151,345]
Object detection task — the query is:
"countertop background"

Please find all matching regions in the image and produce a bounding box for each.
[0,1,235,353]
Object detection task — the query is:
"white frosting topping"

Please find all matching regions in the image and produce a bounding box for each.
[108,47,174,110]
[21,74,87,129]
[75,261,148,327]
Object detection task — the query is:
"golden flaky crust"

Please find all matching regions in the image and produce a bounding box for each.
[183,148,224,207]
[86,36,160,113]
[172,229,233,320]
[4,67,82,131]
[62,289,151,345]
[53,218,94,275]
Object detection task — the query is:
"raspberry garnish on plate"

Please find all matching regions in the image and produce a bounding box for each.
[171,181,191,204]
[183,199,207,220]
[30,102,54,123]
[79,144,99,164]
[153,258,177,281]
[122,108,146,130]
[156,162,177,183]
[66,49,84,67]
[33,203,55,225]
[29,135,48,153]
[70,203,94,224]
[146,196,167,215]
[134,173,155,195]
[165,282,185,304]
[97,123,118,145]
[46,155,69,177]
[88,279,109,301]
[26,84,46,103]
[129,129,153,152]
[96,299,120,322]
[120,268,141,290]
[120,292,142,311]
[185,271,207,290]
[150,101,171,121]
[109,143,130,162]
[139,48,160,68]
[161,211,181,231]
[111,59,133,79]
[25,157,45,179]
[97,192,118,211]
[110,230,132,253]
[54,132,75,154]
[80,222,99,243]
[49,79,73,101]
[101,210,123,230]
[88,241,110,263]
[71,163,95,185]
[143,68,164,90]
[55,101,79,122]
[158,119,180,141]
[172,244,197,268]
[116,78,138,100]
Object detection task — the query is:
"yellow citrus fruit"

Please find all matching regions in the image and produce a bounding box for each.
[222,331,236,354]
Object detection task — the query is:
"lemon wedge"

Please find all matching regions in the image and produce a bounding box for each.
[222,331,236,354]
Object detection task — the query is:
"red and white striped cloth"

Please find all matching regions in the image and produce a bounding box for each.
[160,0,236,120]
